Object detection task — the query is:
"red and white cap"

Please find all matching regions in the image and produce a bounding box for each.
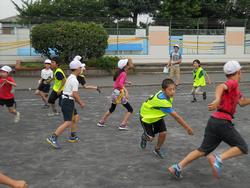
[223,60,242,74]
[0,65,12,73]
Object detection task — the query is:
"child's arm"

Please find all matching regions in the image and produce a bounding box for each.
[57,78,66,95]
[238,97,250,107]
[169,111,194,135]
[0,172,28,188]
[84,85,101,93]
[3,79,17,87]
[72,91,85,108]
[205,72,212,85]
[123,87,129,99]
[208,83,227,111]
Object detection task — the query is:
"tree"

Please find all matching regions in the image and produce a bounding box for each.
[31,21,108,62]
[105,0,161,26]
[12,0,108,24]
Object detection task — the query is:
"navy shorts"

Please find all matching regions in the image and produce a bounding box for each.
[198,117,248,155]
[61,98,75,121]
[48,90,62,105]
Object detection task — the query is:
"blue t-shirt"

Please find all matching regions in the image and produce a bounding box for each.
[157,92,174,114]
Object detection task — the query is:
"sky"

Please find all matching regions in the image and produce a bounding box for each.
[0,0,23,19]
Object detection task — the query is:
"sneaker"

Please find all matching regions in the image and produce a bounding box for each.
[46,136,61,149]
[68,135,80,143]
[140,133,147,149]
[14,112,20,123]
[168,164,182,179]
[153,148,164,159]
[48,111,60,117]
[191,98,197,103]
[97,121,105,127]
[207,154,222,178]
[118,124,128,131]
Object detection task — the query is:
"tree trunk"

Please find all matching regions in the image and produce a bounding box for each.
[132,12,138,27]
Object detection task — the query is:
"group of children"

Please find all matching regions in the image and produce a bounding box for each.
[0,57,249,186]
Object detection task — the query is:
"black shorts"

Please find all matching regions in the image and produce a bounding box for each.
[61,98,75,121]
[48,90,62,105]
[140,117,167,137]
[38,83,50,93]
[0,98,15,107]
[198,117,248,155]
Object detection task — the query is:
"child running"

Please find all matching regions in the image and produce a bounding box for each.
[0,66,20,123]
[97,58,133,130]
[140,78,194,158]
[46,60,85,149]
[191,59,211,102]
[35,59,53,108]
[47,56,66,116]
[168,60,249,179]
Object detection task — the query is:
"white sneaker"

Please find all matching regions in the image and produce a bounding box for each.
[118,124,128,131]
[48,111,60,117]
[97,122,105,127]
[14,112,20,123]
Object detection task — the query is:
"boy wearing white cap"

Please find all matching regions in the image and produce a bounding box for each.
[47,60,85,149]
[167,44,182,86]
[97,58,133,130]
[169,60,249,179]
[35,59,53,108]
[0,65,20,123]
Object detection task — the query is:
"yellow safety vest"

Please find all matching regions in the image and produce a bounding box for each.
[140,91,173,124]
[193,67,206,87]
[53,68,66,92]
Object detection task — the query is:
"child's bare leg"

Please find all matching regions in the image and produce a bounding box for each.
[178,149,206,169]
[71,115,79,133]
[54,121,72,136]
[220,146,243,161]
[0,172,27,188]
[40,92,49,105]
[100,111,111,123]
[50,103,57,112]
[155,131,166,150]
[121,112,132,125]
[8,107,17,115]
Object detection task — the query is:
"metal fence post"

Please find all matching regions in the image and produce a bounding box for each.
[116,20,119,56]
[196,18,199,54]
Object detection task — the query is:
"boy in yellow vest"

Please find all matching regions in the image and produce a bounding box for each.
[191,59,211,102]
[140,78,194,158]
[48,56,66,116]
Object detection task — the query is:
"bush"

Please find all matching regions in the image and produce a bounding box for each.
[86,56,119,72]
[31,21,108,63]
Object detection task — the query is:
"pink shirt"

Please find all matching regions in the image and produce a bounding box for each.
[113,72,127,90]
[212,79,242,121]
[0,76,15,99]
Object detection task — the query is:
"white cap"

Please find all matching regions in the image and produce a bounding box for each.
[81,63,86,70]
[223,60,242,74]
[118,59,128,69]
[173,44,180,48]
[69,60,82,70]
[44,59,51,64]
[73,55,82,61]
[0,65,12,73]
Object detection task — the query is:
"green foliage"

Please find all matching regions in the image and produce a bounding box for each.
[31,21,108,62]
[86,56,119,72]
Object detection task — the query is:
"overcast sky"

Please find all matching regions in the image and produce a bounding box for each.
[0,0,23,19]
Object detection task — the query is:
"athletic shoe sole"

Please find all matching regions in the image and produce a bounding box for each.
[118,127,129,131]
[207,154,220,178]
[46,138,60,149]
[97,122,105,127]
[168,166,182,179]
[68,139,80,143]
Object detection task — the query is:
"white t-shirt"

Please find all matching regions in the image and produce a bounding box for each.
[63,74,79,97]
[41,68,53,80]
